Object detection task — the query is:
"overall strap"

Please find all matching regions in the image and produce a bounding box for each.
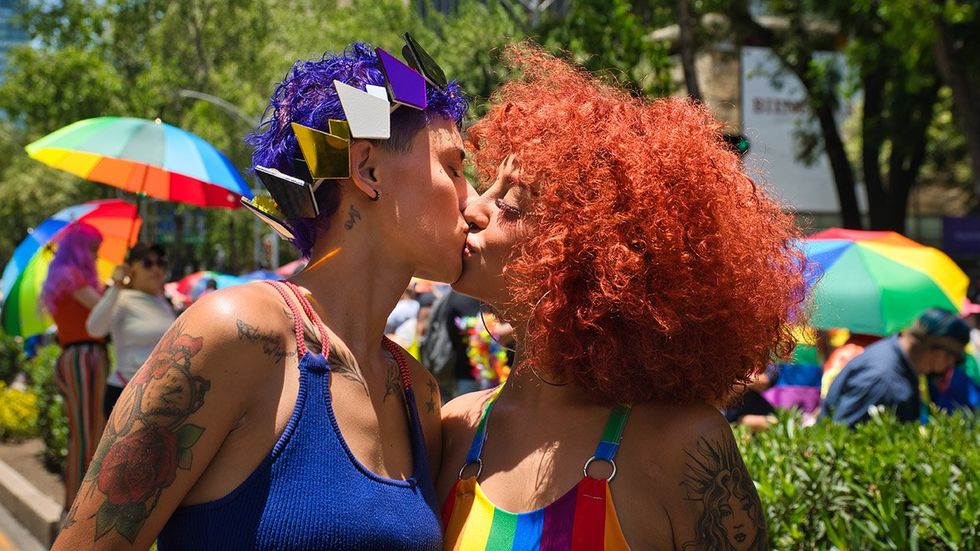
[458,384,505,479]
[594,404,631,462]
[583,404,632,481]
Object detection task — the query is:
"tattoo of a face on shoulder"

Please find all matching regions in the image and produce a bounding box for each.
[344,203,361,230]
[681,434,768,551]
[78,322,211,544]
[236,319,295,363]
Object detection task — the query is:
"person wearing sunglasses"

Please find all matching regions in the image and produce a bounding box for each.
[822,307,970,427]
[86,243,177,418]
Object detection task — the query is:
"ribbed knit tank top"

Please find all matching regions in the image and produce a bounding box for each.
[158,281,442,550]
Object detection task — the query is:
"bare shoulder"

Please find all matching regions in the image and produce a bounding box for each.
[397,348,442,417]
[442,387,497,426]
[623,401,769,550]
[173,283,294,382]
[631,401,729,453]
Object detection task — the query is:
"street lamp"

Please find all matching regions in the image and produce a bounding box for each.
[176,90,278,269]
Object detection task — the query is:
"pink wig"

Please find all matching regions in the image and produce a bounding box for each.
[40,223,103,315]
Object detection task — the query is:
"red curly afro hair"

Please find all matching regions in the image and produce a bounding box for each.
[467,44,807,406]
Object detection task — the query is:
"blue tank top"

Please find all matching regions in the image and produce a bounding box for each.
[158,281,442,550]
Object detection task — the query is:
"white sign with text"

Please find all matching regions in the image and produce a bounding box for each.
[740,46,866,213]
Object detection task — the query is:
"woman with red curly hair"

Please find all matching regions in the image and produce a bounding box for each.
[438,45,805,550]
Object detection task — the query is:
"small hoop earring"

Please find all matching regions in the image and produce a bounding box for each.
[480,308,516,353]
[369,189,381,202]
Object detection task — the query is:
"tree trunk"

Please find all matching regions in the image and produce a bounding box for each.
[677,0,703,102]
[883,80,940,233]
[816,101,863,229]
[861,64,889,229]
[932,18,980,200]
[726,3,862,227]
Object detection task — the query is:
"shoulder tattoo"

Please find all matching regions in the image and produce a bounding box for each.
[681,434,769,550]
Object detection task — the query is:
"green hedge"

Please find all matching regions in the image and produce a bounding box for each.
[21,344,68,474]
[0,335,23,384]
[739,409,980,550]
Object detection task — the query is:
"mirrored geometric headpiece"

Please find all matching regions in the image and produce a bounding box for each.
[244,32,451,241]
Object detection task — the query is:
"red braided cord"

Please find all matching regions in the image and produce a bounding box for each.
[267,281,308,357]
[277,282,411,391]
[382,337,413,391]
[281,282,330,357]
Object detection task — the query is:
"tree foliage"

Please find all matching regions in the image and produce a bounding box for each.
[0,0,675,274]
[713,0,974,231]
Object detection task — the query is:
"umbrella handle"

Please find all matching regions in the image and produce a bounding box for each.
[127,167,148,245]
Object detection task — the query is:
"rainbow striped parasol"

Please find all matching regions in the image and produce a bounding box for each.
[805,228,968,335]
[0,200,141,337]
[25,117,252,208]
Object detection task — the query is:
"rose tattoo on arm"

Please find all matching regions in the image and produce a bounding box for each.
[73,323,211,543]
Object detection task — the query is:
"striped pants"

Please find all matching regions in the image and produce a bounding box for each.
[53,342,109,510]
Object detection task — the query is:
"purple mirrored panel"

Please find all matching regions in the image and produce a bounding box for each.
[376,47,427,110]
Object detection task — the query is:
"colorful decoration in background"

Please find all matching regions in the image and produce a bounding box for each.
[276,259,307,278]
[25,117,252,209]
[456,313,511,388]
[762,327,823,413]
[804,228,968,336]
[0,200,140,337]
[171,271,254,300]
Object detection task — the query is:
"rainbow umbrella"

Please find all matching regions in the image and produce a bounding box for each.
[172,271,250,300]
[189,273,250,298]
[173,271,221,296]
[804,228,968,335]
[240,269,283,282]
[25,117,252,209]
[0,200,141,337]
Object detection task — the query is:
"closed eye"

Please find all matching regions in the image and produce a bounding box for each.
[495,198,521,217]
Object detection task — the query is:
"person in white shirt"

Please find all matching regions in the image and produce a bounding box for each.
[86,243,177,417]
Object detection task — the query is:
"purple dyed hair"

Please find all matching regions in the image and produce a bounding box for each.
[40,222,103,315]
[246,42,469,259]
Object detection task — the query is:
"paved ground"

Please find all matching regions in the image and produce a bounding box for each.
[0,440,62,504]
[0,503,46,551]
[0,439,64,548]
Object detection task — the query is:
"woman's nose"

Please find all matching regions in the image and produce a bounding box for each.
[463,197,491,231]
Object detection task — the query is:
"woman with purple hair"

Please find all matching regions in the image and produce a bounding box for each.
[39,222,111,514]
[55,40,469,550]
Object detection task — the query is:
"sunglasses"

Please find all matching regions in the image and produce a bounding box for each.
[140,256,168,269]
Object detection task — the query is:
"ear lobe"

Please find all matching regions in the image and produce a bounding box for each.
[348,140,382,200]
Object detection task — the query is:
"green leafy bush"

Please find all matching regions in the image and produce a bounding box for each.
[739,409,980,550]
[0,335,23,384]
[0,380,38,441]
[22,344,68,474]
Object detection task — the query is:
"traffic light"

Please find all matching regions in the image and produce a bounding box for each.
[723,133,750,157]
